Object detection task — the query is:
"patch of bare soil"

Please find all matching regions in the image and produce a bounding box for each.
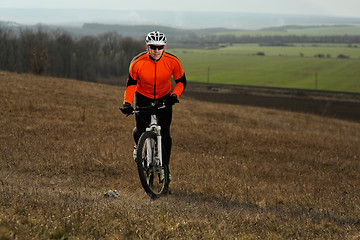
[183,83,360,122]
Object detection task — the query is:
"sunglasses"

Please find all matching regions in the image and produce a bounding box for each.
[148,45,165,50]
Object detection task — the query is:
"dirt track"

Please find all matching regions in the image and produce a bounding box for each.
[183,83,360,122]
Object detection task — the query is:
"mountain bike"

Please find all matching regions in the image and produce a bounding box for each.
[132,101,170,199]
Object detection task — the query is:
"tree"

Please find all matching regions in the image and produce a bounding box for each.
[0,26,143,83]
[73,35,100,81]
[50,31,74,78]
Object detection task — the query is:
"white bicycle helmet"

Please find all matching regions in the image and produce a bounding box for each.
[145,31,167,45]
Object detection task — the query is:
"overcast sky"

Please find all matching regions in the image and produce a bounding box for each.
[1,0,360,18]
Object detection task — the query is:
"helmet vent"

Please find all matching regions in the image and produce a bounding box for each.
[145,31,167,45]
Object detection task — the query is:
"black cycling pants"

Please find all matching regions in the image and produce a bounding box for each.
[133,92,173,166]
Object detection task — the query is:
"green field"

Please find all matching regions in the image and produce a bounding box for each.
[170,44,360,93]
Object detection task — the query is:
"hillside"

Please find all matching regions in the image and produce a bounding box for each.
[1,71,360,239]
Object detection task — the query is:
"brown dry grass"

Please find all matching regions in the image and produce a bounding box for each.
[1,71,360,239]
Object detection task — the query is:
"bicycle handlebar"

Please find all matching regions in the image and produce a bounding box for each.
[133,100,166,114]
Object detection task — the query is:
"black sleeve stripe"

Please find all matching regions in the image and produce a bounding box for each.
[175,73,187,89]
[131,51,147,64]
[164,52,179,60]
[164,52,182,69]
[126,74,137,87]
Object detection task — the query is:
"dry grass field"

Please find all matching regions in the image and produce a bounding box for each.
[1,71,360,239]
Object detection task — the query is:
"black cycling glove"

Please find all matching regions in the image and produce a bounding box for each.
[120,102,134,115]
[168,94,179,106]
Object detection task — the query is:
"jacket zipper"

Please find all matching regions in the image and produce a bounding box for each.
[153,62,157,99]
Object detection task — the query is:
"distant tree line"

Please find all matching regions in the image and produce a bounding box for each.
[1,25,360,82]
[0,26,143,83]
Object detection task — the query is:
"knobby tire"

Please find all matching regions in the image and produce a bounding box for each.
[136,131,169,199]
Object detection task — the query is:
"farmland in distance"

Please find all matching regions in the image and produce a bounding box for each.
[170,43,360,93]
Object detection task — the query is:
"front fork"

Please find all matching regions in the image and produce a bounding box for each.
[145,115,162,168]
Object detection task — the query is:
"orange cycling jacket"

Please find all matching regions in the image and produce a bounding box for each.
[123,51,187,104]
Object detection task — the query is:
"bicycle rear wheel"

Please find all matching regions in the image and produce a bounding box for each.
[136,131,169,199]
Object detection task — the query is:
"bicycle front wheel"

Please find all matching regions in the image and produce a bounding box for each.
[136,131,169,199]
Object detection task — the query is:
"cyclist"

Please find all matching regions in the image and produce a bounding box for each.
[120,31,187,181]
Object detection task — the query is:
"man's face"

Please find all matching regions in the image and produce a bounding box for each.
[147,44,165,61]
